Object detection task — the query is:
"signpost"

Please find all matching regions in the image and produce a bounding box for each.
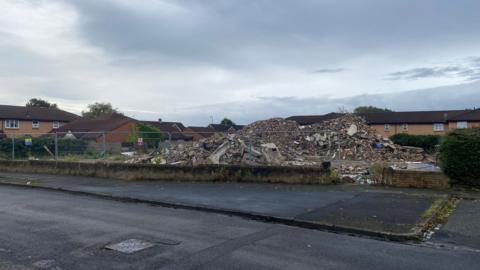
[25,138,32,146]
[137,137,144,146]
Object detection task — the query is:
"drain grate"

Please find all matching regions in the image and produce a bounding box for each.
[105,239,155,254]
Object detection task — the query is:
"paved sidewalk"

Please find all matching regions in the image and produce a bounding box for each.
[0,172,446,240]
[431,199,480,250]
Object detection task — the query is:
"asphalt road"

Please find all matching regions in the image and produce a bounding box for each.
[0,186,478,270]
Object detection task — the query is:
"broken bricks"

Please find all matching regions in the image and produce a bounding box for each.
[126,114,430,173]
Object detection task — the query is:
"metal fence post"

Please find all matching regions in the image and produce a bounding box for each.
[168,132,172,152]
[11,135,15,160]
[54,133,59,160]
[102,132,106,156]
[248,139,252,161]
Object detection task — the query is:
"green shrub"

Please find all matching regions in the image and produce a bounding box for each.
[127,123,166,149]
[390,133,441,152]
[0,136,88,159]
[439,128,480,187]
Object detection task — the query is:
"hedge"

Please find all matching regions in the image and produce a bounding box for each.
[390,133,441,152]
[439,128,480,187]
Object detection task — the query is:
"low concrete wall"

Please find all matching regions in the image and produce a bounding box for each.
[0,160,336,185]
[383,167,450,189]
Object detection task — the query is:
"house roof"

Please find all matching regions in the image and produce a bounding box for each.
[95,112,134,120]
[0,105,78,121]
[448,109,480,121]
[186,126,215,134]
[160,121,186,131]
[185,126,215,138]
[55,114,135,139]
[209,124,244,132]
[359,110,468,124]
[285,113,345,125]
[287,110,478,125]
[141,121,193,141]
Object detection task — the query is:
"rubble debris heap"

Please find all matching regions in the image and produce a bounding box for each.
[127,114,428,166]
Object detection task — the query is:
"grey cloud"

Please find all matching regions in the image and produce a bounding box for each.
[313,68,345,74]
[387,58,480,81]
[65,0,480,69]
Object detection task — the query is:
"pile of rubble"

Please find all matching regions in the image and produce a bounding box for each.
[126,114,430,169]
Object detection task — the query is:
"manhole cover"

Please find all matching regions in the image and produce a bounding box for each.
[105,239,155,254]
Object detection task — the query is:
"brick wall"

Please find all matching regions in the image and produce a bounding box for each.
[383,167,450,189]
[0,160,337,185]
[370,123,447,137]
[95,121,136,143]
[0,120,68,137]
[371,121,480,137]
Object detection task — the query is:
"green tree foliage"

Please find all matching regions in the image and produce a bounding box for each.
[389,134,441,152]
[439,128,480,187]
[128,123,166,149]
[220,118,235,126]
[354,106,393,113]
[82,102,120,119]
[26,98,57,108]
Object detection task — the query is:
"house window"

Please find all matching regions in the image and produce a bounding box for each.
[384,124,391,132]
[400,123,408,132]
[433,123,444,132]
[32,120,40,129]
[5,120,19,129]
[53,121,60,129]
[457,121,468,129]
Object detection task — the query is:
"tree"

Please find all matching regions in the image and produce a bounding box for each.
[81,102,120,119]
[220,118,235,126]
[26,98,57,108]
[354,106,393,113]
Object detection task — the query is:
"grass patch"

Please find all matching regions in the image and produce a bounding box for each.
[420,197,459,236]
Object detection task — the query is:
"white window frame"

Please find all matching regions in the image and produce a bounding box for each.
[32,120,40,129]
[384,124,391,132]
[52,121,60,129]
[5,119,19,129]
[457,121,468,129]
[433,123,444,132]
[400,123,408,132]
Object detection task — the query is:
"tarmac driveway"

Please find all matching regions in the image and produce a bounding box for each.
[0,172,441,237]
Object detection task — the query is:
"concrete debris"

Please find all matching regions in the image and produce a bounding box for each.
[125,114,433,176]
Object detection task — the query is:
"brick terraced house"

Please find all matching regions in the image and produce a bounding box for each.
[287,109,480,136]
[0,105,78,138]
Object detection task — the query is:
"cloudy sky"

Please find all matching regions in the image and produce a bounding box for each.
[1,0,479,125]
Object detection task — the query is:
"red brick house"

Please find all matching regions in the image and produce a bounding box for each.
[0,104,78,137]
